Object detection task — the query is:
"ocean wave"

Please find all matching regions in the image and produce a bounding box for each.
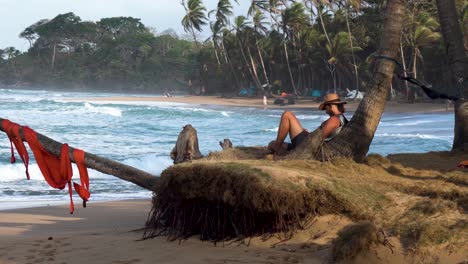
[121,155,172,176]
[295,115,324,120]
[266,114,323,120]
[379,120,435,126]
[375,133,452,141]
[263,127,278,132]
[84,102,122,117]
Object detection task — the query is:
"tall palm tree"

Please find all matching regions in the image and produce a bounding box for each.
[292,0,406,161]
[209,0,241,92]
[325,31,361,93]
[435,0,468,152]
[233,15,263,92]
[250,6,271,89]
[181,0,208,45]
[408,11,441,80]
[342,0,361,97]
[281,2,309,94]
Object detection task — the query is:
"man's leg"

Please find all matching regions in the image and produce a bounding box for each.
[269,111,304,154]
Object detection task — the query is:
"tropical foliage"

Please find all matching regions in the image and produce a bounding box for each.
[0,1,465,98]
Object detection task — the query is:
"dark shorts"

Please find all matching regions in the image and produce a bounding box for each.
[287,130,309,151]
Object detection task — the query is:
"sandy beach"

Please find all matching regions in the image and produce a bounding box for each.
[0,200,355,264]
[72,95,453,113]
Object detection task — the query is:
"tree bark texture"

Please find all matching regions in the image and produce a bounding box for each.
[436,0,468,152]
[0,118,160,191]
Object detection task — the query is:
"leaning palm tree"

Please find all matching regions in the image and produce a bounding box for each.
[291,0,405,161]
[181,0,208,45]
[435,0,468,152]
[233,15,263,92]
[249,6,271,89]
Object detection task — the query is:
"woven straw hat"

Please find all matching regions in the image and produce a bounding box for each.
[318,93,347,110]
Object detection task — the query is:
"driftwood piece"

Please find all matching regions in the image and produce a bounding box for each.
[219,138,233,150]
[0,118,160,191]
[170,124,203,164]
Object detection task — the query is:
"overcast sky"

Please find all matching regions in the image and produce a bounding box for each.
[0,0,250,51]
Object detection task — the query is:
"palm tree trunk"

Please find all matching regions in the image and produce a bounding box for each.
[317,4,331,45]
[256,39,270,88]
[291,0,405,162]
[221,41,241,91]
[213,43,221,65]
[283,42,298,95]
[51,42,57,70]
[436,0,468,152]
[247,46,263,93]
[191,27,198,45]
[344,6,360,98]
[400,36,410,100]
[236,37,262,92]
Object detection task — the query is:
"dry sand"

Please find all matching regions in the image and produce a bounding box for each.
[0,199,355,264]
[71,95,453,113]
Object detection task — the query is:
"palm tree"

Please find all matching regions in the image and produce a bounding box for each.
[181,0,208,45]
[408,11,441,81]
[342,0,361,98]
[233,15,263,92]
[281,2,309,94]
[209,0,241,92]
[325,31,361,93]
[292,0,406,161]
[249,5,271,89]
[435,0,468,152]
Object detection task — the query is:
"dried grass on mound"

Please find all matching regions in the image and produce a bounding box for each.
[332,221,384,262]
[143,161,360,241]
[143,150,467,261]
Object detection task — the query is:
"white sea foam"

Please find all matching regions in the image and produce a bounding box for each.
[380,120,435,126]
[375,133,451,141]
[84,102,122,117]
[264,127,278,132]
[295,115,323,120]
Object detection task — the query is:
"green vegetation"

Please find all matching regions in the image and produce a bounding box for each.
[0,0,466,97]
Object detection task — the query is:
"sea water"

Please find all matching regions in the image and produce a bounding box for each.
[0,88,454,210]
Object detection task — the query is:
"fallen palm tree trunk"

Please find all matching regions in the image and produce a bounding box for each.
[0,117,160,191]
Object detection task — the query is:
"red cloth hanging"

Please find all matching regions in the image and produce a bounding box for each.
[23,126,75,213]
[2,119,91,214]
[2,119,30,180]
[73,149,90,206]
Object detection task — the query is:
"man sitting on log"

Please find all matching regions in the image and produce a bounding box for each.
[268,93,348,155]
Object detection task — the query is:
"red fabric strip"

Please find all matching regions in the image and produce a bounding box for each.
[2,120,30,180]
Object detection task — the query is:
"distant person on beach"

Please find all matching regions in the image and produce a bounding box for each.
[268,93,348,155]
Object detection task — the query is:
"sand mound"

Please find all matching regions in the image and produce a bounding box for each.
[144,150,468,262]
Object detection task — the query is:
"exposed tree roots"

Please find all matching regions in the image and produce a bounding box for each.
[143,162,359,241]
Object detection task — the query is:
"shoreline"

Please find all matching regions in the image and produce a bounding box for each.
[66,95,454,114]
